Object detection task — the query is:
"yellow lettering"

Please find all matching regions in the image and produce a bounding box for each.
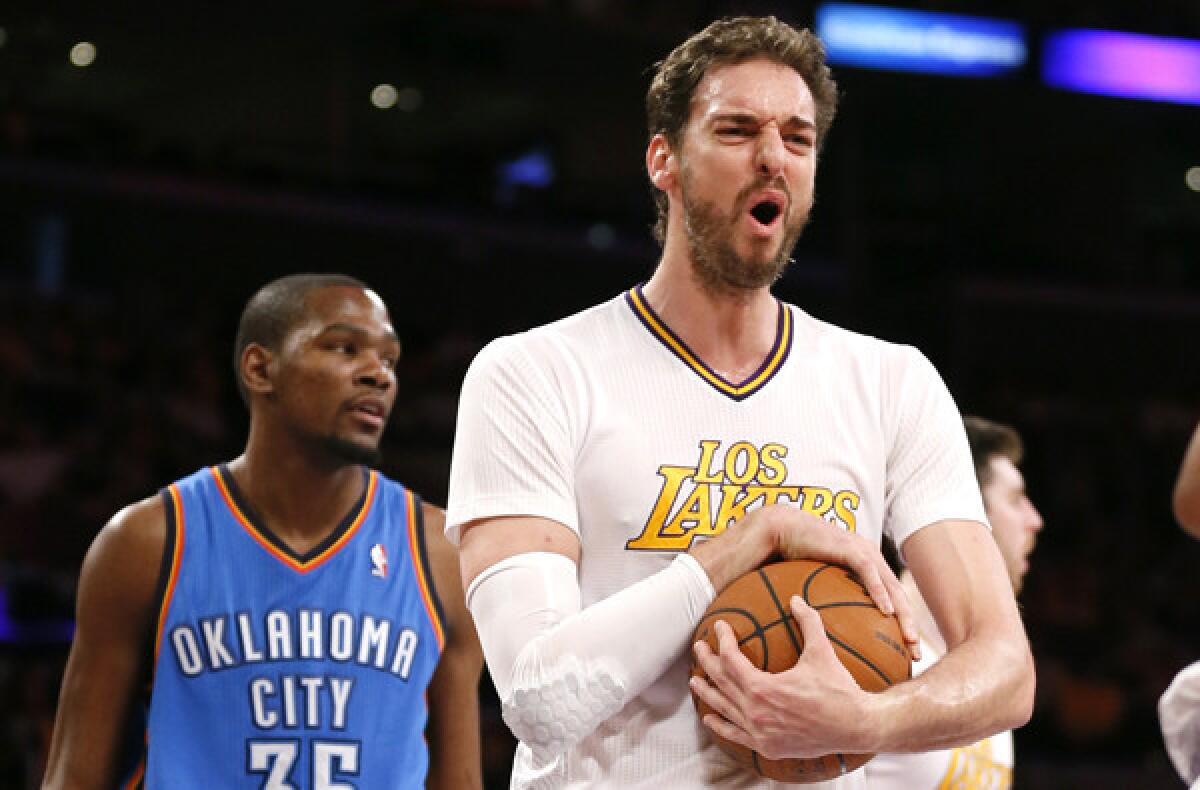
[833,490,860,533]
[714,485,770,531]
[661,484,714,538]
[724,442,760,485]
[798,486,834,517]
[693,440,723,484]
[762,486,801,506]
[626,466,694,550]
[758,444,788,484]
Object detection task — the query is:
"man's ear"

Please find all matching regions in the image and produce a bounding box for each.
[646,133,678,192]
[240,343,276,399]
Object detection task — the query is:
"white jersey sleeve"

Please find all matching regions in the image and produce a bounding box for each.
[446,334,581,543]
[881,345,987,550]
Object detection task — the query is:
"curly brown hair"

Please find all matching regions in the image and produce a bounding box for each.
[645,16,839,244]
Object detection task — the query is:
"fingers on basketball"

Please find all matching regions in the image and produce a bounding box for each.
[690,559,913,783]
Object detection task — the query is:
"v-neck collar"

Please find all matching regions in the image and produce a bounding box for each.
[211,464,377,573]
[625,285,793,401]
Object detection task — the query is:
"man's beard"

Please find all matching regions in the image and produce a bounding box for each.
[681,173,809,295]
[319,434,383,467]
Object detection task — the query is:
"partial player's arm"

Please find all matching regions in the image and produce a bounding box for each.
[1174,420,1200,538]
[421,503,484,790]
[690,517,1033,759]
[460,502,913,759]
[42,497,166,790]
[893,519,1035,744]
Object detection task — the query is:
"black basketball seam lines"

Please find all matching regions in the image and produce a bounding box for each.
[758,567,804,661]
[807,566,898,686]
[698,561,898,780]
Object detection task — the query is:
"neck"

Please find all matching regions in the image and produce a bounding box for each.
[230,422,367,553]
[643,245,780,380]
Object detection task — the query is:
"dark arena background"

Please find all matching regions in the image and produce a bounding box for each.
[2,2,1199,788]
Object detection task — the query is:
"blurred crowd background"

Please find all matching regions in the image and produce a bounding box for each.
[2,2,1199,788]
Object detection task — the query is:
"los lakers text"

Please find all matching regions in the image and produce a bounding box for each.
[627,440,861,550]
[168,608,422,728]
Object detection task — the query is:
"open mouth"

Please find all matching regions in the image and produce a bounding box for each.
[355,402,383,418]
[749,199,782,226]
[348,398,387,426]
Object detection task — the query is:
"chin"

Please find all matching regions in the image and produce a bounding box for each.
[321,435,383,467]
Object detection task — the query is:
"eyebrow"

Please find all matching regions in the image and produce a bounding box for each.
[710,112,816,131]
[320,322,401,346]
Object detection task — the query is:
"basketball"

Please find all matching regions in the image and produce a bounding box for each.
[690,559,912,783]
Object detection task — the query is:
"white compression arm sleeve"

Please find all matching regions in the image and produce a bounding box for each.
[467,551,715,758]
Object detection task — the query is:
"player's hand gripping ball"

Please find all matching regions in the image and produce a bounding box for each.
[690,559,912,783]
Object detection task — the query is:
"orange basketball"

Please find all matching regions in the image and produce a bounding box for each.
[690,559,912,783]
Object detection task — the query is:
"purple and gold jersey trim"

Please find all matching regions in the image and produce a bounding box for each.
[405,492,446,651]
[211,465,378,574]
[625,285,792,401]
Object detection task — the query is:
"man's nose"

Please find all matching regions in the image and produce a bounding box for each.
[1026,499,1044,532]
[357,354,394,390]
[755,124,786,179]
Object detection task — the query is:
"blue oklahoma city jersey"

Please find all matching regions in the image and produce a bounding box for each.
[135,465,444,789]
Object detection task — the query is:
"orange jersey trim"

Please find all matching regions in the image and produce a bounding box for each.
[627,287,793,399]
[211,466,378,573]
[406,492,446,651]
[121,758,145,790]
[153,486,186,664]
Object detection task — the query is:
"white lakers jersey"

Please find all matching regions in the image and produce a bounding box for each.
[448,287,987,789]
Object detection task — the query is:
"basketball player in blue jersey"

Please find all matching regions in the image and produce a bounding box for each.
[42,274,483,789]
[448,16,1034,789]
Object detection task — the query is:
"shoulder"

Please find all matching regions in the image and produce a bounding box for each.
[77,493,169,623]
[786,304,895,355]
[468,295,629,370]
[461,297,628,408]
[92,493,169,569]
[786,304,930,373]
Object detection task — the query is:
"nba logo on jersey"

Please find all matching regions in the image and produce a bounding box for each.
[371,543,388,578]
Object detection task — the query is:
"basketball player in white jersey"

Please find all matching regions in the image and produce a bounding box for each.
[447,16,1034,789]
[866,416,1044,790]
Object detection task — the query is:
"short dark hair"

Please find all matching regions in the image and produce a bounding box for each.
[232,273,367,406]
[645,16,839,244]
[964,416,1024,486]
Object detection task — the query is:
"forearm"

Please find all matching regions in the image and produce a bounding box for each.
[871,519,1035,752]
[688,510,777,591]
[468,552,714,756]
[867,627,1034,752]
[42,651,129,790]
[426,688,483,790]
